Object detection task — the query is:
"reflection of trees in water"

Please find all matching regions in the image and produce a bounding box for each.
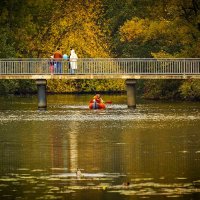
[68,121,80,172]
[50,120,80,172]
[49,117,200,180]
[51,128,64,170]
[119,126,200,179]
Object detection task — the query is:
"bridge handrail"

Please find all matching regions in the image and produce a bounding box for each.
[0,58,200,60]
[0,58,200,75]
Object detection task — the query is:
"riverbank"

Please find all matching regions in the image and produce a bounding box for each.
[0,79,200,101]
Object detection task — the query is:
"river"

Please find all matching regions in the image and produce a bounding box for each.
[0,94,200,200]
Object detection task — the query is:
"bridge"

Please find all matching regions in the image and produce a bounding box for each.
[0,58,200,109]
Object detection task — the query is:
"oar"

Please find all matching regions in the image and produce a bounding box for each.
[105,101,112,104]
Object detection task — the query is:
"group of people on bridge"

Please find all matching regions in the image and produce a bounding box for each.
[50,47,78,74]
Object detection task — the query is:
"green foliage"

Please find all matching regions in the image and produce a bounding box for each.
[143,80,182,100]
[16,80,37,94]
[47,79,125,94]
[0,80,37,94]
[179,80,200,100]
[102,0,139,57]
[0,80,19,94]
[0,28,16,58]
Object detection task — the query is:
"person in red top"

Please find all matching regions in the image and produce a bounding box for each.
[89,94,105,109]
[53,48,63,73]
[93,94,104,103]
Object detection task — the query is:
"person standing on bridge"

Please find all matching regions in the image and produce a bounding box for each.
[53,47,63,73]
[69,49,78,74]
[50,55,54,74]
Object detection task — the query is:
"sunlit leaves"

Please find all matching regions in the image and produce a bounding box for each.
[39,0,111,58]
[120,18,149,42]
[179,80,200,100]
[119,0,200,58]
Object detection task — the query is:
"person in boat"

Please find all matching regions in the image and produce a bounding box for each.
[89,94,106,109]
[93,94,104,103]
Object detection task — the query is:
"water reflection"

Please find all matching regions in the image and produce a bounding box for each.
[0,95,200,199]
[50,120,82,174]
[68,122,79,172]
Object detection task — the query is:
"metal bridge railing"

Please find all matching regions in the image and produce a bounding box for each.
[0,58,200,75]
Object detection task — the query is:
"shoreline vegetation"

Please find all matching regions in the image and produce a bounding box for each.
[0,79,200,101]
[0,0,200,101]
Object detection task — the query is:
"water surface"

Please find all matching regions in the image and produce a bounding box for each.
[0,94,200,200]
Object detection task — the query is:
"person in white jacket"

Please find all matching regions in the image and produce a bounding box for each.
[69,49,78,74]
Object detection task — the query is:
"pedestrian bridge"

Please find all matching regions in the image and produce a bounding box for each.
[0,58,200,79]
[0,58,200,109]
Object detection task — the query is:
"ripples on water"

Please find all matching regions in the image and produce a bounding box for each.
[0,96,200,200]
[0,103,200,123]
[1,169,200,199]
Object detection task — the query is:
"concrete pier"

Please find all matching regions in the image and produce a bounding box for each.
[126,79,136,108]
[36,79,47,110]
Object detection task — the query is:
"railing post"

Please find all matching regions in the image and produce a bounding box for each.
[126,79,137,108]
[36,79,47,110]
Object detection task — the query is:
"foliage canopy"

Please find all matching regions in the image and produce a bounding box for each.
[0,0,200,100]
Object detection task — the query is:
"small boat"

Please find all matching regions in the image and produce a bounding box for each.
[89,101,106,109]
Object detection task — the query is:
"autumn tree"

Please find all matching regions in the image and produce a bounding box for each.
[119,0,200,58]
[0,0,124,94]
[32,0,111,58]
[118,0,200,100]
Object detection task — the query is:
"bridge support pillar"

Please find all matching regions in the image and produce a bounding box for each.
[126,79,136,108]
[36,79,47,110]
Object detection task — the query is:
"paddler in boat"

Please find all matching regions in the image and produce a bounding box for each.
[89,94,106,109]
[93,94,104,103]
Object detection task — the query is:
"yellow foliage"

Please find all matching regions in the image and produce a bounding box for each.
[120,17,149,42]
[119,0,200,57]
[40,0,111,58]
[151,50,175,58]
